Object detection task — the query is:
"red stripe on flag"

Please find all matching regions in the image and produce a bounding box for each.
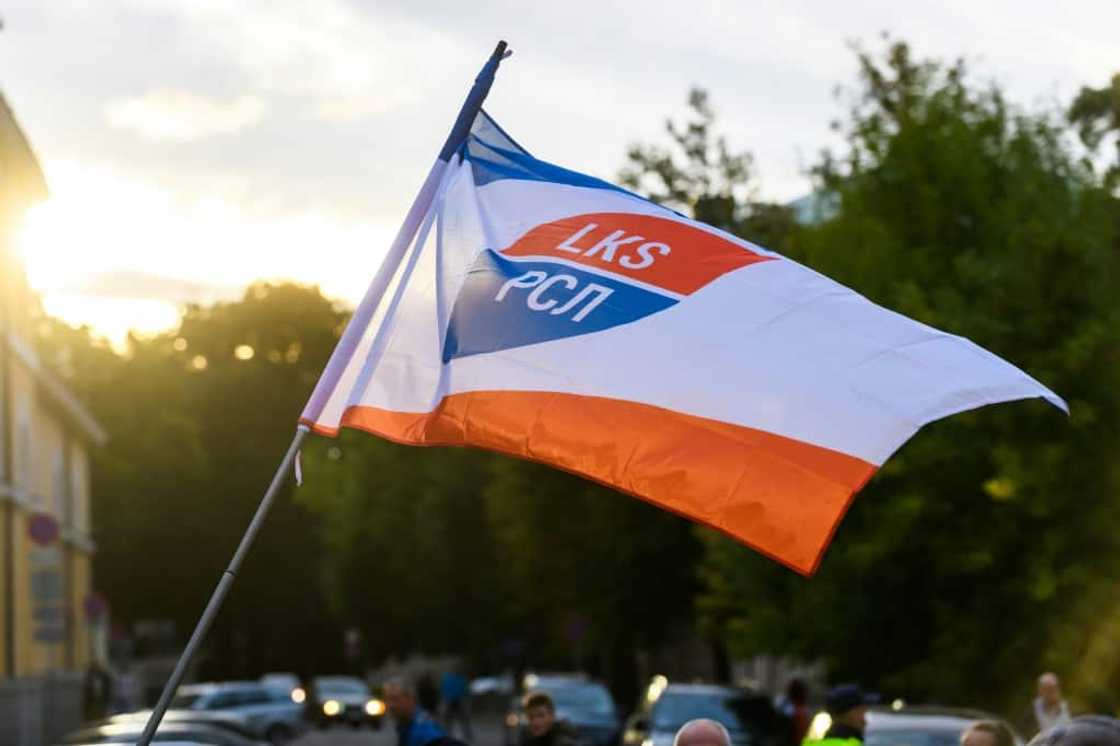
[501,213,773,295]
[302,391,875,575]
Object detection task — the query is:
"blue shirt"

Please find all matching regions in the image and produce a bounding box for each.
[441,672,468,703]
[398,709,446,746]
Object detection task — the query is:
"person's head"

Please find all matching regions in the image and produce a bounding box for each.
[524,691,557,737]
[787,679,808,707]
[674,719,732,746]
[384,677,418,721]
[1038,673,1063,706]
[1028,717,1120,746]
[962,721,1016,746]
[825,684,879,733]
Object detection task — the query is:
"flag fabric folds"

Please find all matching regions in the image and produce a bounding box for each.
[301,111,1065,575]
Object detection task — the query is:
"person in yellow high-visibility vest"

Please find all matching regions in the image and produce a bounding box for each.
[803,685,880,746]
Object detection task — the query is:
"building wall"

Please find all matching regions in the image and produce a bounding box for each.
[0,503,6,677]
[0,95,100,681]
[0,90,101,746]
[2,368,97,677]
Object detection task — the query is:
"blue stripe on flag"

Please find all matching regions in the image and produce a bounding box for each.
[443,249,678,362]
[462,110,674,211]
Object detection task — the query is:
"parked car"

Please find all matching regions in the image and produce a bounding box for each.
[169,681,305,744]
[260,673,306,705]
[506,675,621,746]
[57,719,264,745]
[622,680,781,746]
[96,709,258,740]
[863,706,1025,746]
[309,675,386,729]
[472,674,515,697]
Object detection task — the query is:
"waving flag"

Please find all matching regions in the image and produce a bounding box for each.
[300,110,1065,575]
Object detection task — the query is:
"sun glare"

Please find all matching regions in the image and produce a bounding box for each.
[15,159,396,349]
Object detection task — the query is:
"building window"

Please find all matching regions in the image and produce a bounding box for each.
[0,361,6,481]
[15,413,32,493]
[52,449,66,521]
[71,449,89,534]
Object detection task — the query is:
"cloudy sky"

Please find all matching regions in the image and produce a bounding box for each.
[3,0,1117,344]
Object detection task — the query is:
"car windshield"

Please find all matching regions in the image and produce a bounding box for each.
[868,728,965,746]
[317,679,369,696]
[548,685,615,717]
[169,693,202,708]
[652,692,768,735]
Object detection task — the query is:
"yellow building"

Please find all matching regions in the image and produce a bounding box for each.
[0,94,106,742]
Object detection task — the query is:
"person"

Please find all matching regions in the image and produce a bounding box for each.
[419,671,441,714]
[1027,717,1120,746]
[1031,673,1073,736]
[778,679,812,746]
[520,690,578,746]
[385,676,447,746]
[82,661,114,721]
[675,719,733,746]
[441,668,474,741]
[804,684,879,746]
[961,721,1017,746]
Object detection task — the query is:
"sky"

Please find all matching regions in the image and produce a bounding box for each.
[3,0,1117,345]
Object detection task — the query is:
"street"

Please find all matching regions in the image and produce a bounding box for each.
[292,714,504,746]
[293,727,395,746]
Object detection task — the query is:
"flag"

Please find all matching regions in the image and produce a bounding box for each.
[301,110,1065,575]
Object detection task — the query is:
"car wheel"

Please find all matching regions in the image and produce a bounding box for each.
[266,724,294,744]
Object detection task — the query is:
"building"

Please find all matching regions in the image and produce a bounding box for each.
[0,93,107,744]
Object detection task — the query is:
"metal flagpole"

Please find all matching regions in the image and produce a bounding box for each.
[135,40,512,746]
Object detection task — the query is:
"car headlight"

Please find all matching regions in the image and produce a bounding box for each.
[366,699,386,716]
[291,687,306,704]
[323,699,341,716]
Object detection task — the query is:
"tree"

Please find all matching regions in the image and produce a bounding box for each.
[1069,73,1120,190]
[295,431,507,667]
[696,39,1119,713]
[40,283,352,679]
[620,88,797,252]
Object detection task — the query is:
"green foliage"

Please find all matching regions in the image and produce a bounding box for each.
[690,40,1120,714]
[295,432,505,663]
[1069,73,1120,190]
[39,282,351,677]
[620,88,797,251]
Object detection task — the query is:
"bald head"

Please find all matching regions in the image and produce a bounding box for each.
[675,719,732,746]
[1028,716,1120,746]
[1038,673,1062,706]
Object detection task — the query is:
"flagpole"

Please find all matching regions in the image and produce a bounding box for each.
[135,40,512,746]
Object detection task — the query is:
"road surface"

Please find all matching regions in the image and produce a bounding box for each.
[293,713,503,746]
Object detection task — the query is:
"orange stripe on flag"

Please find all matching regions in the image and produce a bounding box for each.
[301,391,876,575]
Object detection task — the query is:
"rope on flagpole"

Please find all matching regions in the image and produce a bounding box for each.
[135,41,512,746]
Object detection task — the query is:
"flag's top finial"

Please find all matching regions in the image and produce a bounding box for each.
[480,40,512,80]
[440,41,514,161]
